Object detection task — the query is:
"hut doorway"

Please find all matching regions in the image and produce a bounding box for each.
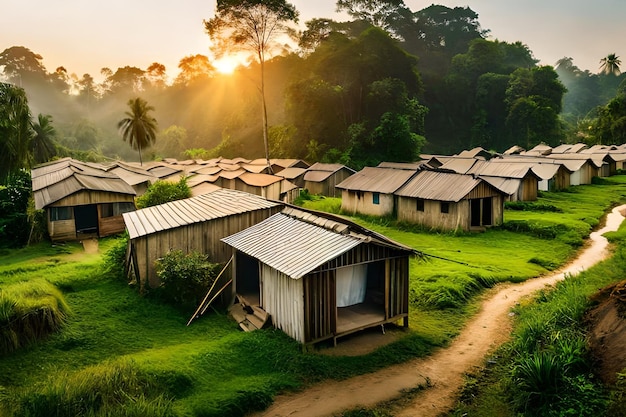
[336,261,386,335]
[470,198,493,228]
[235,252,261,306]
[74,204,98,235]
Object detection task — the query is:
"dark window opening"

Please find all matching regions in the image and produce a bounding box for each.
[50,206,73,221]
[440,202,449,214]
[416,199,424,212]
[373,192,380,205]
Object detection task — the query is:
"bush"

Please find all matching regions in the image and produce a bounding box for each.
[154,250,222,309]
[102,233,129,280]
[135,177,191,209]
[0,170,32,248]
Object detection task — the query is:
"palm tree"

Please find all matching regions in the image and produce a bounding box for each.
[117,97,157,165]
[31,114,57,164]
[599,53,622,76]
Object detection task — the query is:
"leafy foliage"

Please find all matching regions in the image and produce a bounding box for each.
[154,250,222,309]
[135,177,191,209]
[0,170,34,247]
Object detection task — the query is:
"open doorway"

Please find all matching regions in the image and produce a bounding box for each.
[336,261,386,334]
[235,252,260,306]
[74,205,98,235]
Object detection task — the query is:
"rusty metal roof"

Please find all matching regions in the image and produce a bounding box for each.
[123,188,281,239]
[336,167,417,193]
[395,170,487,202]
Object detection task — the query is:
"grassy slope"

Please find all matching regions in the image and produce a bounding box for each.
[1,178,626,416]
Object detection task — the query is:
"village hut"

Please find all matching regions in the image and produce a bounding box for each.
[122,188,283,289]
[232,172,298,203]
[221,206,415,345]
[32,158,136,242]
[336,167,417,216]
[303,163,356,197]
[546,155,602,184]
[466,160,541,201]
[377,161,423,170]
[274,167,307,188]
[394,170,506,231]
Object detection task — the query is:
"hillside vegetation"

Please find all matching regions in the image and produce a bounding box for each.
[1,178,626,416]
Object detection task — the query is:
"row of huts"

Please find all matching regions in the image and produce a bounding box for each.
[335,143,626,232]
[32,157,355,242]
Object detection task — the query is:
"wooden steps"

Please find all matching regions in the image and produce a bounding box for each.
[229,298,270,332]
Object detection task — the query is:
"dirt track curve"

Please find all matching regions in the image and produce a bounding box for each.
[250,205,626,417]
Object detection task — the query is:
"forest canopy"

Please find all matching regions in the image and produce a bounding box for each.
[1,1,625,171]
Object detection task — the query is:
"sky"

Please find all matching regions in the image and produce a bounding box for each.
[1,0,624,82]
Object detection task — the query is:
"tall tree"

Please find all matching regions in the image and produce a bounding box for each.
[0,82,32,181]
[204,0,299,172]
[600,53,622,76]
[31,114,57,164]
[117,98,158,165]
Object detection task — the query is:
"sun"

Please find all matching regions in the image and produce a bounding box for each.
[213,56,243,74]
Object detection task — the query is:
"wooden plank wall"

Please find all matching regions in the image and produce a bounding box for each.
[303,270,335,343]
[133,207,282,288]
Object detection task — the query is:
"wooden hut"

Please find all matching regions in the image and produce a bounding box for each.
[395,170,506,232]
[123,188,283,289]
[221,206,414,345]
[303,163,356,197]
[32,158,136,242]
[336,167,418,217]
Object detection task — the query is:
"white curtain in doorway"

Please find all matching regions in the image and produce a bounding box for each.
[336,264,367,307]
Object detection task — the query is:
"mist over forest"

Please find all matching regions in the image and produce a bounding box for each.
[2,2,626,170]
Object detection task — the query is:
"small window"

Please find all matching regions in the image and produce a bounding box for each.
[50,206,73,221]
[440,202,450,214]
[372,192,380,205]
[101,202,136,218]
[416,199,424,212]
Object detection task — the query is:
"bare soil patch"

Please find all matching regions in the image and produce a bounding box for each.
[250,205,626,417]
[586,280,626,385]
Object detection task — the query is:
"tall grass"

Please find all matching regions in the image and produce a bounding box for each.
[6,359,178,417]
[0,279,70,355]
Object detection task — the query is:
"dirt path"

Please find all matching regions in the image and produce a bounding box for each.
[253,205,626,417]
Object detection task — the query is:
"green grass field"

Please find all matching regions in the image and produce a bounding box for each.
[2,177,626,416]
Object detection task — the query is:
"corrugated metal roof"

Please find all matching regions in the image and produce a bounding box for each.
[275,167,306,180]
[395,170,486,202]
[271,158,310,169]
[438,158,478,174]
[237,172,282,187]
[193,165,222,176]
[186,174,220,187]
[240,163,270,174]
[190,183,221,197]
[377,161,422,170]
[307,162,354,173]
[32,159,136,209]
[219,169,246,180]
[479,176,520,196]
[303,170,333,182]
[336,167,417,193]
[222,213,363,279]
[123,188,281,239]
[467,160,537,179]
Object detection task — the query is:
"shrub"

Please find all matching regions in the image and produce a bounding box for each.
[0,170,32,248]
[102,233,129,280]
[135,177,191,209]
[154,250,222,309]
[505,201,563,212]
